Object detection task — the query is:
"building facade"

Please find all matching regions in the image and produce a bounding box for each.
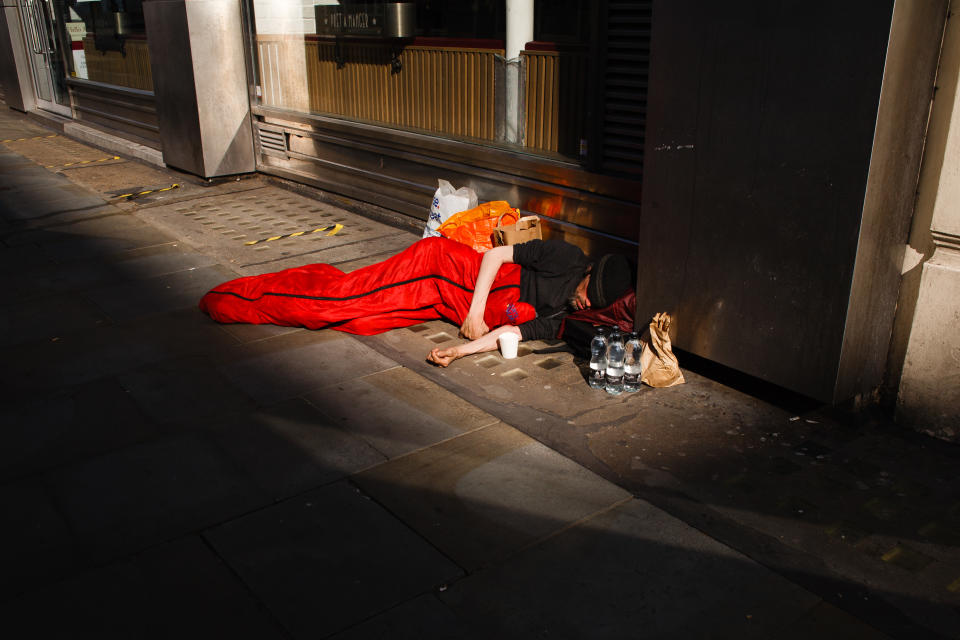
[0,0,957,440]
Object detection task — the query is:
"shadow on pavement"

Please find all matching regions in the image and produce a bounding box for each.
[0,112,957,639]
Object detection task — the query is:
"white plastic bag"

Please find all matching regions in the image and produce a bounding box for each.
[423,179,478,238]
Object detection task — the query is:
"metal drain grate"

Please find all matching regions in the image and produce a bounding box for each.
[477,356,502,369]
[135,184,419,275]
[536,358,564,370]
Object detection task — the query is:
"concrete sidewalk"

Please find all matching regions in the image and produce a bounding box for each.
[0,103,954,639]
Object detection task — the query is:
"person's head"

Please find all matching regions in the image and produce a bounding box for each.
[570,253,631,311]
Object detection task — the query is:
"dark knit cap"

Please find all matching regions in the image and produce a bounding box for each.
[587,254,632,309]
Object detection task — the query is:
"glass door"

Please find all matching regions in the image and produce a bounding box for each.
[18,0,71,116]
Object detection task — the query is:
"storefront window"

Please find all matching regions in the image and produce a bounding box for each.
[250,0,592,161]
[57,0,153,91]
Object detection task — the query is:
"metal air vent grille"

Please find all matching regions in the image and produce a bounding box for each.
[258,127,287,154]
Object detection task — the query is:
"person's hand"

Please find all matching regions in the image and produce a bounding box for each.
[427,346,461,367]
[459,313,489,340]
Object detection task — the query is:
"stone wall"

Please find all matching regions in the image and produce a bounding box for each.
[896,8,960,442]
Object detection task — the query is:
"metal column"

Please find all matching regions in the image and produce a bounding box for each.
[0,2,38,112]
[143,0,255,177]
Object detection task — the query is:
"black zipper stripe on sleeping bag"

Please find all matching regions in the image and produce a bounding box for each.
[207,274,519,303]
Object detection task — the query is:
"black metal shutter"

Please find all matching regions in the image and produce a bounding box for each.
[591,0,651,178]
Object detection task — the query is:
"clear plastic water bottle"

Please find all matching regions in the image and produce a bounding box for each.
[605,328,625,395]
[623,332,642,392]
[588,327,608,389]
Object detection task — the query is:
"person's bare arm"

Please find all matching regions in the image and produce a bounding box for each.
[428,325,522,367]
[460,245,515,340]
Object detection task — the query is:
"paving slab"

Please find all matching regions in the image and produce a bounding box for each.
[4,133,203,208]
[102,240,221,279]
[0,479,78,601]
[0,291,112,347]
[358,318,960,638]
[216,320,303,344]
[0,160,67,188]
[0,536,288,639]
[0,153,35,173]
[238,232,419,275]
[0,308,238,401]
[3,133,116,168]
[0,253,117,300]
[204,480,463,639]
[778,602,893,639]
[353,422,632,570]
[5,211,176,258]
[198,398,386,501]
[215,328,396,406]
[61,159,181,196]
[365,320,614,419]
[85,262,237,322]
[439,497,822,639]
[0,123,51,140]
[0,377,158,481]
[0,181,108,223]
[0,241,219,303]
[358,322,646,474]
[133,183,417,276]
[583,400,960,637]
[0,241,56,274]
[304,365,499,458]
[121,174,265,212]
[116,355,257,426]
[330,593,481,640]
[45,431,263,563]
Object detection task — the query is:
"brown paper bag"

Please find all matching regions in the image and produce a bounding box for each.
[639,312,685,388]
[494,214,542,246]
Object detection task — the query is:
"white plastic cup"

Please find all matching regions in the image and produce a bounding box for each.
[498,332,519,359]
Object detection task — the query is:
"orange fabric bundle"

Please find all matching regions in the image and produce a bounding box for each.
[437,201,519,252]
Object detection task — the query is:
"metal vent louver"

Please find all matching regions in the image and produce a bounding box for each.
[600,0,651,177]
[258,127,287,154]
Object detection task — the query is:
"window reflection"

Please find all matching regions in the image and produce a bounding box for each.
[251,0,592,161]
[58,0,153,91]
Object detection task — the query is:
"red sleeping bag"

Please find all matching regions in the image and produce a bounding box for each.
[199,236,535,335]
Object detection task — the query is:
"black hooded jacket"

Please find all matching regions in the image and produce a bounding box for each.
[513,239,590,341]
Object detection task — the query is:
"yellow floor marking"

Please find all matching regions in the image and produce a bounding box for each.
[45,156,120,169]
[2,134,59,143]
[245,223,343,246]
[116,183,180,199]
